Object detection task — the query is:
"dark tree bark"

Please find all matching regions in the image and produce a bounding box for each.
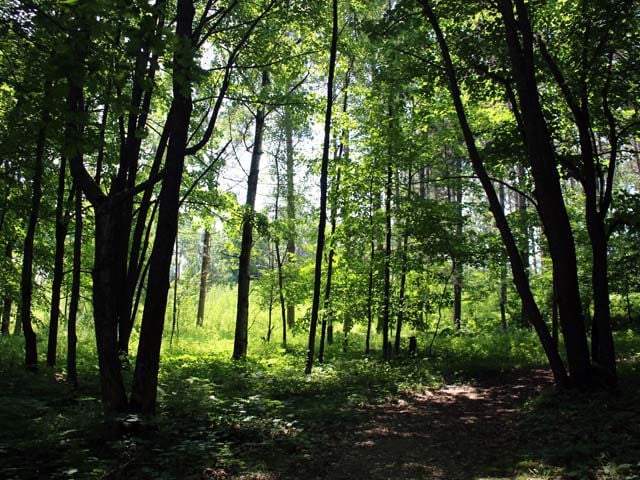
[421,0,569,387]
[517,164,530,326]
[1,240,13,336]
[319,64,351,358]
[196,229,211,327]
[537,35,618,385]
[452,156,463,330]
[170,232,180,348]
[67,186,83,387]
[496,0,592,388]
[129,0,195,413]
[499,182,508,330]
[394,233,408,355]
[305,0,339,374]
[318,167,340,364]
[47,154,70,367]
[233,70,269,360]
[365,176,376,355]
[382,162,393,361]
[20,80,51,369]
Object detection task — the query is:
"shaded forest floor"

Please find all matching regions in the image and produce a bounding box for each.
[1,330,640,480]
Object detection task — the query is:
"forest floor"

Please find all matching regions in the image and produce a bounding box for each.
[271,369,556,480]
[1,331,640,480]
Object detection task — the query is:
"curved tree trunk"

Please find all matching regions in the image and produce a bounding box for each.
[421,0,569,387]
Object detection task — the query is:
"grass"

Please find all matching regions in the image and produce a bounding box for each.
[1,300,639,479]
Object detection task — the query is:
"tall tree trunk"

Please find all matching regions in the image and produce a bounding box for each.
[517,164,530,326]
[274,150,287,347]
[496,0,591,388]
[196,229,211,327]
[499,182,508,330]
[67,186,83,387]
[365,176,375,355]
[1,240,13,335]
[318,167,340,364]
[537,28,619,386]
[452,156,463,329]
[421,0,569,387]
[47,154,69,367]
[130,0,195,414]
[284,108,296,330]
[233,70,269,360]
[170,232,180,348]
[394,233,408,355]
[20,80,51,369]
[305,0,339,374]
[382,162,393,361]
[275,241,287,347]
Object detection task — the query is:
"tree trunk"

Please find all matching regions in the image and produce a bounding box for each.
[233,70,269,360]
[496,0,591,388]
[421,0,569,387]
[284,108,296,330]
[1,240,13,335]
[382,162,393,361]
[499,182,508,330]
[67,186,83,387]
[394,233,408,355]
[305,0,338,374]
[20,80,51,369]
[47,154,69,367]
[452,156,463,330]
[130,0,195,414]
[365,177,375,355]
[196,229,211,327]
[517,164,530,326]
[318,168,340,364]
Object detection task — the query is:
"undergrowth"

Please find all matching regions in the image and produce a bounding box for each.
[0,327,639,479]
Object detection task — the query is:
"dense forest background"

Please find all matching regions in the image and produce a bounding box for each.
[1,0,639,479]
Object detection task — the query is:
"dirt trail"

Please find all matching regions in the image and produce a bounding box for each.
[282,369,553,480]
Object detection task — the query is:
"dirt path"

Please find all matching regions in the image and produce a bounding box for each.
[276,369,553,480]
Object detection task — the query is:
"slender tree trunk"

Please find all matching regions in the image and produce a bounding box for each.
[452,156,463,330]
[233,71,269,360]
[517,164,530,326]
[1,241,13,335]
[305,0,339,374]
[319,166,341,363]
[170,233,180,348]
[382,162,393,361]
[129,0,195,414]
[394,233,408,355]
[20,81,51,369]
[67,186,83,387]
[47,154,69,366]
[499,182,508,330]
[421,0,569,387]
[284,109,296,330]
[196,229,211,327]
[365,177,375,355]
[275,241,287,347]
[274,154,287,347]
